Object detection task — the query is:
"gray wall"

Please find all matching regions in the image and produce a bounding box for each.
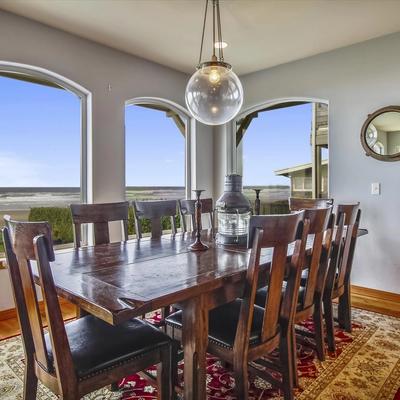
[0,10,215,309]
[217,32,400,294]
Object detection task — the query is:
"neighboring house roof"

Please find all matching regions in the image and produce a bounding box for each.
[275,159,328,177]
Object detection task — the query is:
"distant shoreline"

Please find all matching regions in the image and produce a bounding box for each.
[0,185,289,193]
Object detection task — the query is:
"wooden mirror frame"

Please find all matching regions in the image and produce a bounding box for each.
[361,105,400,162]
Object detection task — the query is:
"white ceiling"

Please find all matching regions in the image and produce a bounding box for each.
[1,0,400,75]
[372,112,400,132]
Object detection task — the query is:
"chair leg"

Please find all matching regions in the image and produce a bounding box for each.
[338,284,352,333]
[161,306,167,320]
[313,304,326,361]
[171,340,179,396]
[280,333,294,400]
[291,329,299,388]
[160,306,171,331]
[157,345,173,400]
[221,360,232,370]
[233,359,248,400]
[23,359,38,400]
[60,391,79,400]
[323,296,336,353]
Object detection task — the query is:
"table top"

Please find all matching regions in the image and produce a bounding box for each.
[31,232,252,324]
[31,228,368,325]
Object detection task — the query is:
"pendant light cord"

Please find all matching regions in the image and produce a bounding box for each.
[216,0,224,61]
[198,0,209,66]
[197,0,224,65]
[212,0,216,59]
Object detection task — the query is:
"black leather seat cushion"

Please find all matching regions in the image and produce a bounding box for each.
[45,315,171,379]
[255,284,306,311]
[165,299,269,349]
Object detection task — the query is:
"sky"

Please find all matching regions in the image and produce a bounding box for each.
[242,103,312,186]
[0,75,319,188]
[0,76,80,187]
[125,105,185,186]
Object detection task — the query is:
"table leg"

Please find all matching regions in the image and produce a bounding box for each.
[182,294,209,400]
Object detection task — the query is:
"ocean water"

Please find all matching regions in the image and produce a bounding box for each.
[0,189,81,211]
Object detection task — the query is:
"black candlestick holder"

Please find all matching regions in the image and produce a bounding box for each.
[189,189,209,251]
[253,188,262,215]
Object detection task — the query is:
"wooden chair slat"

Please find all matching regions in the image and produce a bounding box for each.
[133,200,178,239]
[289,197,333,211]
[70,202,129,247]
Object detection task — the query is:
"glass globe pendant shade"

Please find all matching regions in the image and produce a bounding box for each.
[185,62,243,126]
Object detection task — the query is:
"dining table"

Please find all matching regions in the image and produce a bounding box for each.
[30,228,368,400]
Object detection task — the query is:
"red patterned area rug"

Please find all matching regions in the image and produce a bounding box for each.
[0,308,399,399]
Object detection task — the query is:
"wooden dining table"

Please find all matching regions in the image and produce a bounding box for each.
[31,228,368,400]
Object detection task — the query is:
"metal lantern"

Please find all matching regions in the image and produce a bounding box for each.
[216,174,251,245]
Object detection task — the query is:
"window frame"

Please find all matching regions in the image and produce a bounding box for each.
[0,61,92,250]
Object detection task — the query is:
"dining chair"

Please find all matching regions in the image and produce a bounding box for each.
[289,197,333,211]
[70,201,129,247]
[133,200,178,239]
[166,211,309,400]
[2,216,175,400]
[178,198,214,233]
[323,203,361,352]
[255,207,332,388]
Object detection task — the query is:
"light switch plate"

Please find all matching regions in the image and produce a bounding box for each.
[371,182,381,195]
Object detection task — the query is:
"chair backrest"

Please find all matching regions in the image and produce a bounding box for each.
[289,197,333,211]
[236,211,308,350]
[300,207,332,310]
[178,198,214,232]
[70,202,129,247]
[335,203,361,290]
[324,211,347,297]
[314,212,335,299]
[133,200,178,239]
[2,216,76,389]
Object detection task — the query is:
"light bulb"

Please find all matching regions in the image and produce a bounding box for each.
[209,68,221,84]
[185,63,243,126]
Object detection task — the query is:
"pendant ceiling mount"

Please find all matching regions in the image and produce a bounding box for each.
[185,0,244,126]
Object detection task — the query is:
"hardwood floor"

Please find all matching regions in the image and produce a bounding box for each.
[0,299,76,340]
[350,285,400,317]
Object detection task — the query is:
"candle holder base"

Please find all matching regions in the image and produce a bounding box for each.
[189,240,209,252]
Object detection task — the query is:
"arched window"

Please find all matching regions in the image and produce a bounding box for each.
[0,65,88,259]
[235,100,329,214]
[125,99,189,202]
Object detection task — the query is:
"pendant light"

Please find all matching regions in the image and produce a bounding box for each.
[185,0,243,126]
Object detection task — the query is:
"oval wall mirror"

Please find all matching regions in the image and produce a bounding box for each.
[361,106,400,161]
